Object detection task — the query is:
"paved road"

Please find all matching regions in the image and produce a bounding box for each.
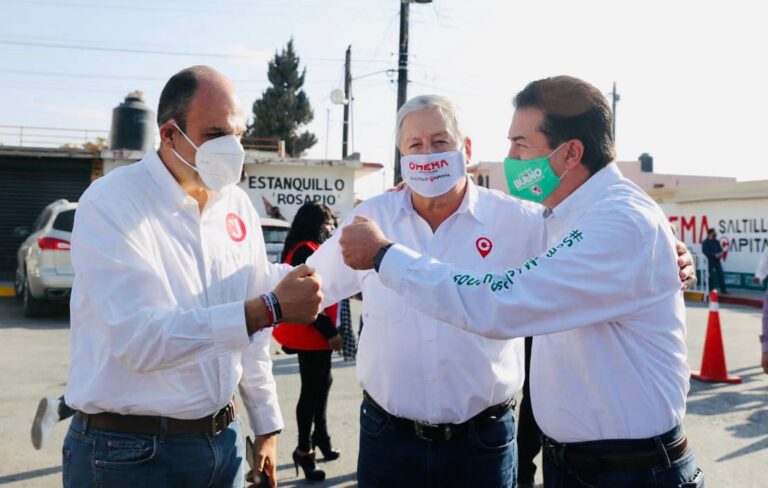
[0,297,765,487]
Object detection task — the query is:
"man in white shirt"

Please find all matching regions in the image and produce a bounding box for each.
[63,66,322,488]
[309,94,695,488]
[308,94,541,487]
[340,76,703,488]
[754,246,768,374]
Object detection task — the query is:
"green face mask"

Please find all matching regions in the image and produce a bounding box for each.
[503,143,566,203]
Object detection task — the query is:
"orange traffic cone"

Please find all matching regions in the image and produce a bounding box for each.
[691,290,742,384]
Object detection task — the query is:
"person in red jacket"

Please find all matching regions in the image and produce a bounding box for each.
[273,202,342,482]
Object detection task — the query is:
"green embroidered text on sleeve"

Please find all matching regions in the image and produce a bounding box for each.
[452,229,584,293]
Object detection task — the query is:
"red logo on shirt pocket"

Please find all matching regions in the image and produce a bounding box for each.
[476,237,493,258]
[226,213,247,242]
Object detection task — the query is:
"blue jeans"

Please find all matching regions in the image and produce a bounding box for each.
[542,425,704,488]
[357,397,517,488]
[62,412,245,488]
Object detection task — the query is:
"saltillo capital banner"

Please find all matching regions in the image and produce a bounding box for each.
[661,198,768,289]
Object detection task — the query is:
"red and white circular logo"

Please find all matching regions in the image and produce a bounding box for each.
[476,237,493,258]
[226,213,247,242]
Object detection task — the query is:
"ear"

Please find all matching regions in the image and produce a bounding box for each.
[158,121,177,150]
[463,136,472,164]
[564,139,585,170]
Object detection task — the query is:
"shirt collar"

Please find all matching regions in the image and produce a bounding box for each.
[145,150,228,211]
[547,162,623,224]
[145,150,192,209]
[395,177,487,225]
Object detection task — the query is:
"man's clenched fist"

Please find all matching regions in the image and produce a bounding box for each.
[339,216,391,270]
[273,264,323,324]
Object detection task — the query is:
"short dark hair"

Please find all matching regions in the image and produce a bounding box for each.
[157,66,214,131]
[708,228,716,235]
[514,76,615,175]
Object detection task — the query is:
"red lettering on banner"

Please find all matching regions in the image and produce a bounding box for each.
[669,215,710,243]
[680,216,696,242]
[720,238,729,261]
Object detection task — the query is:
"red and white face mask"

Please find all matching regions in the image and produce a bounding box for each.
[400,150,466,198]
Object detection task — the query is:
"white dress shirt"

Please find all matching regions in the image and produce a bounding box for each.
[308,179,544,424]
[379,164,690,442]
[65,150,287,435]
[755,247,768,282]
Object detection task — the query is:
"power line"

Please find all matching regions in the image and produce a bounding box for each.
[0,68,341,85]
[3,0,389,20]
[0,39,393,65]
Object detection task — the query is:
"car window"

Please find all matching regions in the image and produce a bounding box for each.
[262,226,289,244]
[53,209,76,232]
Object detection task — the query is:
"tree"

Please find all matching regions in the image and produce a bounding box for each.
[247,39,317,157]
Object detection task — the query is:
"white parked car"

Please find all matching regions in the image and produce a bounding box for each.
[261,217,290,264]
[14,199,77,317]
[13,204,288,317]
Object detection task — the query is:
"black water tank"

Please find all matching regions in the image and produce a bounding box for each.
[639,152,654,173]
[109,91,155,151]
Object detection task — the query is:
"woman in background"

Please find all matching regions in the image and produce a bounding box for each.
[273,202,341,482]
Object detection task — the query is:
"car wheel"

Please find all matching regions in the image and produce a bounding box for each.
[23,278,47,318]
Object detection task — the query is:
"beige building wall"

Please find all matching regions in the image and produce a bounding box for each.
[616,160,735,191]
[469,159,738,194]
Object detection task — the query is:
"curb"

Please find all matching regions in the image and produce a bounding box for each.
[720,295,763,309]
[684,291,706,302]
[0,286,15,298]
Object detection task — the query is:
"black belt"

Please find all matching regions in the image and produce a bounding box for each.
[74,401,237,436]
[542,430,689,472]
[362,390,515,442]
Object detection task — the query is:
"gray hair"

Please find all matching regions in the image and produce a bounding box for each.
[396,95,464,150]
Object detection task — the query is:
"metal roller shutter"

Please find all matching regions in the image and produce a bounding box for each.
[0,158,92,281]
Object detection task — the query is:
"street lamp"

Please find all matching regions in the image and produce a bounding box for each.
[326,88,348,160]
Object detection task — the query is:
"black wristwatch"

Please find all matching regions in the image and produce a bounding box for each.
[373,243,394,272]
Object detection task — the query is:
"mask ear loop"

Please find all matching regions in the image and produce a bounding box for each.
[171,122,200,151]
[548,142,570,180]
[169,122,200,172]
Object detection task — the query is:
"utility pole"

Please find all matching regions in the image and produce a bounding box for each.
[610,81,620,142]
[393,0,431,184]
[325,108,330,159]
[342,45,352,159]
[393,1,410,183]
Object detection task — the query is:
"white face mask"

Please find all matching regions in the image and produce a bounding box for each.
[171,123,245,192]
[400,150,467,197]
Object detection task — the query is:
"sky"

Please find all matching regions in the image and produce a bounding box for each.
[1,0,766,198]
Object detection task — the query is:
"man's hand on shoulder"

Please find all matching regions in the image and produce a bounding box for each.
[675,240,697,290]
